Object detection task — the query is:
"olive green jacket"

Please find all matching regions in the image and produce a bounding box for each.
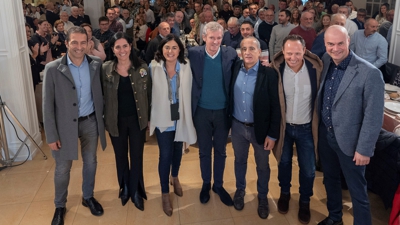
[102,61,152,136]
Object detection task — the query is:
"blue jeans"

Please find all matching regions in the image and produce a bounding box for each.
[278,122,315,203]
[193,106,229,187]
[318,122,371,225]
[53,115,98,208]
[155,128,183,193]
[231,119,270,198]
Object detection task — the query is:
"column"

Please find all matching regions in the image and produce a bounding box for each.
[84,0,104,30]
[0,0,42,161]
[388,0,400,65]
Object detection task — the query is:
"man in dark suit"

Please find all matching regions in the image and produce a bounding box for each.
[45,2,60,26]
[317,25,384,225]
[188,22,237,207]
[229,37,280,219]
[144,22,170,64]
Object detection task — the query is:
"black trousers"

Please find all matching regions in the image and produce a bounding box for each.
[110,115,147,200]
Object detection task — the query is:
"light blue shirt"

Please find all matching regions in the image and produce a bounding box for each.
[349,30,388,68]
[149,62,180,132]
[233,61,259,123]
[67,55,94,117]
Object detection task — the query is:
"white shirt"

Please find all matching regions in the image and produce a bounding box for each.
[283,61,312,124]
[349,11,357,20]
[118,18,127,33]
[145,9,155,24]
[345,18,358,36]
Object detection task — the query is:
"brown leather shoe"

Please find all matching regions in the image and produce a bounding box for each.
[277,193,290,214]
[162,193,173,216]
[170,176,183,197]
[298,202,311,224]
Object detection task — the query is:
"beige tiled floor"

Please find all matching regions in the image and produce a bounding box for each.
[0,133,392,225]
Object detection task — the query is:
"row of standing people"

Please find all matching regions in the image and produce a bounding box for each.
[43,21,384,225]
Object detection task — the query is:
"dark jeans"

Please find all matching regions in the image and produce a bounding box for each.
[231,119,270,198]
[278,122,315,203]
[155,128,183,193]
[53,115,98,208]
[109,115,147,199]
[193,106,229,187]
[318,122,371,225]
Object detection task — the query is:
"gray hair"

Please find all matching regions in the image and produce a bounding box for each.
[60,11,69,16]
[227,17,240,26]
[358,8,367,14]
[258,8,266,16]
[71,6,79,11]
[202,21,224,36]
[240,36,261,49]
[339,5,351,15]
[330,13,346,23]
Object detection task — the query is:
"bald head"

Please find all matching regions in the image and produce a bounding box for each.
[300,11,314,28]
[324,25,350,65]
[204,10,213,23]
[330,13,347,26]
[158,22,171,37]
[364,18,379,36]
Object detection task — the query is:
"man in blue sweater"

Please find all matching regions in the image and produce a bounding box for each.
[188,22,238,206]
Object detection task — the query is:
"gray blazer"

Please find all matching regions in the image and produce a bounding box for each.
[43,55,106,160]
[317,51,385,157]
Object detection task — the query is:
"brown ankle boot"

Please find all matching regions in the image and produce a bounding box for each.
[162,193,173,216]
[170,176,183,197]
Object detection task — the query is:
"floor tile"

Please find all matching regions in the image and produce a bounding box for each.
[0,203,30,225]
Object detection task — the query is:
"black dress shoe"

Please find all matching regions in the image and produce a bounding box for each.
[51,207,66,225]
[82,197,104,216]
[212,184,233,206]
[233,189,245,210]
[298,202,311,224]
[199,182,211,204]
[257,197,269,219]
[119,185,130,206]
[133,191,144,211]
[277,193,290,214]
[317,217,343,225]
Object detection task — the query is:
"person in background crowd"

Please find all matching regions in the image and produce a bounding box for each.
[53,20,68,58]
[258,9,277,47]
[219,2,233,23]
[144,2,155,26]
[78,7,91,24]
[25,23,42,90]
[122,9,134,39]
[102,31,151,211]
[317,25,384,225]
[149,33,196,216]
[317,3,327,18]
[188,22,237,207]
[145,21,171,64]
[60,11,74,32]
[331,4,339,14]
[46,2,60,26]
[245,3,259,24]
[188,18,197,40]
[43,26,106,225]
[113,6,126,33]
[230,36,280,219]
[350,18,388,69]
[69,6,84,26]
[289,11,316,50]
[338,5,358,36]
[271,34,322,224]
[254,9,266,38]
[379,9,394,39]
[352,8,366,29]
[135,17,148,52]
[269,9,295,58]
[233,5,242,19]
[238,8,250,24]
[93,16,115,61]
[290,8,300,26]
[345,1,357,19]
[275,0,288,23]
[222,17,242,48]
[240,21,268,50]
[375,3,389,26]
[81,23,106,62]
[317,14,331,34]
[107,7,123,33]
[217,18,228,31]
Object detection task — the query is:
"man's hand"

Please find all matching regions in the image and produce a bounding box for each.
[263,137,275,151]
[40,42,49,54]
[353,152,370,166]
[48,140,61,151]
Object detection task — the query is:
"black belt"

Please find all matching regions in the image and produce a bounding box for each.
[234,117,254,127]
[78,112,95,122]
[287,122,310,126]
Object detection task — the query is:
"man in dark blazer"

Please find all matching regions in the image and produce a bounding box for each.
[229,37,280,219]
[145,22,170,64]
[188,22,237,207]
[43,26,106,225]
[45,2,60,26]
[317,25,384,225]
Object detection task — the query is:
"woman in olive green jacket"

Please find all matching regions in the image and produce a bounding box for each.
[102,32,152,210]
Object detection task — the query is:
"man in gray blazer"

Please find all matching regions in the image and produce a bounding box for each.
[317,25,384,225]
[43,26,107,225]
